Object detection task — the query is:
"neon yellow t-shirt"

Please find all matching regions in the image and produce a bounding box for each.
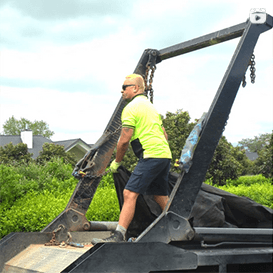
[121,94,172,159]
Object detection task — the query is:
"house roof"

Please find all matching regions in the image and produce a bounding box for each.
[245,151,259,161]
[0,135,92,160]
[0,135,53,159]
[0,135,22,146]
[55,139,92,152]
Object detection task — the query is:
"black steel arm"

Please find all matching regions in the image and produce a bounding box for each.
[159,22,246,61]
[158,13,272,61]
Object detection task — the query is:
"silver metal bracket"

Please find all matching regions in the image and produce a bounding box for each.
[250,8,266,24]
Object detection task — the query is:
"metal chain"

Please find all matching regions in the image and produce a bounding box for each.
[144,66,156,103]
[242,53,256,88]
[45,226,63,246]
[147,66,156,91]
[144,68,149,91]
[250,54,256,84]
[45,231,60,246]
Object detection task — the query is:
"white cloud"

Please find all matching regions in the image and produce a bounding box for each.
[0,0,272,146]
[0,86,119,143]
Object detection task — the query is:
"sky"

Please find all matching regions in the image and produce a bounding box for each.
[0,0,272,146]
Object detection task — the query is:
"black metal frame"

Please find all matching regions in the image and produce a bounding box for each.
[64,12,273,272]
[0,12,272,273]
[135,13,273,245]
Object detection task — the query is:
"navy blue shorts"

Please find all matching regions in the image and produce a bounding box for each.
[125,158,171,195]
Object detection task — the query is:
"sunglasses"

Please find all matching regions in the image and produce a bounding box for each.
[122,84,135,91]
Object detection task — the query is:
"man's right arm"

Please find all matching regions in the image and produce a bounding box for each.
[162,126,168,141]
[116,127,134,162]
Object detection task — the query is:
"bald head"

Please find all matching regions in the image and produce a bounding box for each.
[125,74,145,92]
[121,73,146,101]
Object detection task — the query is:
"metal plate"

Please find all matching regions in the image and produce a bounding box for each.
[3,244,92,273]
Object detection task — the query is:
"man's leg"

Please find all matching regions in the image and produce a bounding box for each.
[154,195,169,211]
[119,189,139,229]
[91,189,139,244]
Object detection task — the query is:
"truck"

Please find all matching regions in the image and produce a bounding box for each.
[0,9,272,273]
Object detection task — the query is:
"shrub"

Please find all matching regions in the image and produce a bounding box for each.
[0,158,76,204]
[0,189,71,238]
[36,143,77,166]
[0,169,120,239]
[0,164,37,204]
[86,187,120,222]
[225,174,271,186]
[206,175,273,209]
[0,143,33,165]
[218,182,273,209]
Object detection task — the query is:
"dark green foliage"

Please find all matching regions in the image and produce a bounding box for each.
[0,159,78,238]
[0,190,72,235]
[162,110,195,171]
[0,155,271,239]
[86,187,120,221]
[239,133,271,152]
[36,142,77,166]
[0,143,33,165]
[87,171,120,221]
[206,136,251,185]
[253,133,273,178]
[231,145,253,176]
[0,160,120,239]
[225,174,270,186]
[0,158,76,204]
[3,116,54,138]
[208,175,273,209]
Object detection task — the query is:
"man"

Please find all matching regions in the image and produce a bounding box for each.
[91,73,172,244]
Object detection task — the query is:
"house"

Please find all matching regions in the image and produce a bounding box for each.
[245,151,259,161]
[0,129,92,161]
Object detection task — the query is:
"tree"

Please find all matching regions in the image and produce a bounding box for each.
[238,133,271,153]
[231,145,253,176]
[36,143,77,166]
[162,109,196,171]
[206,136,250,185]
[253,133,273,178]
[0,143,33,165]
[3,116,54,138]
